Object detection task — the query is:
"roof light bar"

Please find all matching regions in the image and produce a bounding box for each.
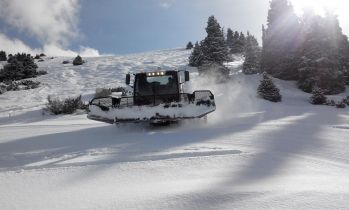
[147,72,166,76]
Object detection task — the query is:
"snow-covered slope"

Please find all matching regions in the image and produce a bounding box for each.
[1,49,349,210]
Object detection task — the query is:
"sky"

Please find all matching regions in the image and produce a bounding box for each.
[0,0,348,56]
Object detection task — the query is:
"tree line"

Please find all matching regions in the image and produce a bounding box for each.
[188,15,260,75]
[189,0,349,95]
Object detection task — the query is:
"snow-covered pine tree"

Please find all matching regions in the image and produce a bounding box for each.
[186,42,194,50]
[230,31,240,54]
[238,32,246,53]
[243,35,261,74]
[200,16,229,65]
[73,55,84,66]
[189,42,204,67]
[226,28,234,50]
[261,0,301,80]
[257,73,282,102]
[298,12,345,94]
[309,87,327,105]
[0,51,6,61]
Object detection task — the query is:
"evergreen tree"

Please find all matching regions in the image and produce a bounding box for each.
[189,42,204,67]
[186,41,194,50]
[258,73,282,102]
[309,87,327,105]
[0,53,38,82]
[238,32,246,52]
[230,31,241,53]
[261,0,301,80]
[200,16,229,65]
[298,12,345,94]
[262,25,266,47]
[226,28,234,50]
[243,35,261,74]
[73,55,84,66]
[0,51,6,61]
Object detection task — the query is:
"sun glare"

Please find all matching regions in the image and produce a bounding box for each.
[291,0,345,16]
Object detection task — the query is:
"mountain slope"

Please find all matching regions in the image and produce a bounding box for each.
[0,49,349,210]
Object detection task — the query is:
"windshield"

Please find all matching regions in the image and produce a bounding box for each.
[135,73,178,95]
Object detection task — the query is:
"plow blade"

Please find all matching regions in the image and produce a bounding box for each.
[87,91,216,124]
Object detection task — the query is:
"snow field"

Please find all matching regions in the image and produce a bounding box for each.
[0,49,349,209]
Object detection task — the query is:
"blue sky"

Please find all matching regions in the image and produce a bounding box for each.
[76,0,270,54]
[0,0,348,56]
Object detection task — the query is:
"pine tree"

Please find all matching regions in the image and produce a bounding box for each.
[238,32,246,52]
[189,42,204,67]
[261,0,301,80]
[200,16,229,65]
[257,73,282,102]
[186,41,194,50]
[226,28,234,50]
[73,55,84,66]
[0,51,6,61]
[0,53,38,82]
[309,87,327,105]
[298,12,346,94]
[230,31,241,54]
[243,35,261,74]
[262,25,266,47]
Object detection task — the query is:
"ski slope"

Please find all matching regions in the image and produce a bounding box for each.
[1,49,349,209]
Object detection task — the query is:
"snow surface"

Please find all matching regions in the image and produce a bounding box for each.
[1,49,349,209]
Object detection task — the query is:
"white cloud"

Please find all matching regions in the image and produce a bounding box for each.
[0,0,101,57]
[0,0,79,47]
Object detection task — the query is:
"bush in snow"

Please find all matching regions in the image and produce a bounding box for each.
[34,54,41,59]
[45,95,87,115]
[0,80,40,94]
[37,70,48,76]
[39,53,46,57]
[309,88,327,105]
[0,83,6,94]
[325,99,336,107]
[336,101,346,109]
[62,60,70,64]
[0,50,7,61]
[73,55,84,66]
[342,96,349,106]
[0,53,39,82]
[186,42,194,50]
[257,73,282,102]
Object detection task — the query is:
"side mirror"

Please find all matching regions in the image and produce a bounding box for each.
[184,71,190,82]
[126,74,131,85]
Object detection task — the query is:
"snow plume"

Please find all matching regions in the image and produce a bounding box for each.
[189,67,260,125]
[0,0,100,57]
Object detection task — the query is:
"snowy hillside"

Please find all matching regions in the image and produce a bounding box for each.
[1,49,349,209]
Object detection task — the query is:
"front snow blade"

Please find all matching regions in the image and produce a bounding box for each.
[87,91,216,124]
